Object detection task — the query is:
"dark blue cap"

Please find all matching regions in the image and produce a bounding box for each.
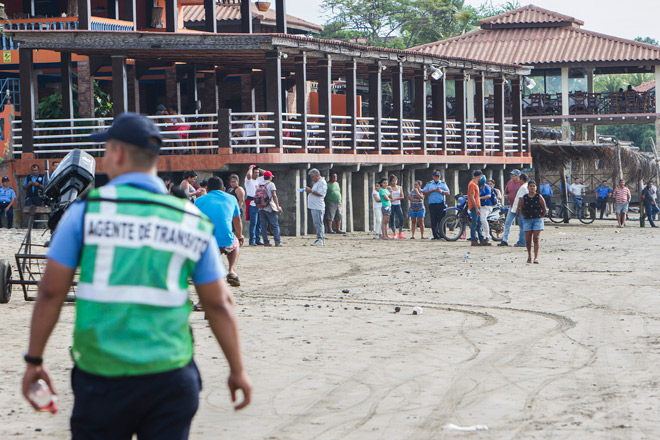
[90,112,163,152]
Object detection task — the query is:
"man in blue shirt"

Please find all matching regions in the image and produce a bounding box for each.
[21,113,251,439]
[422,170,451,240]
[22,164,45,206]
[595,180,612,219]
[0,176,17,228]
[195,176,243,286]
[539,178,553,215]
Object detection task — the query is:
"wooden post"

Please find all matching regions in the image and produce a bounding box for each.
[165,0,177,33]
[368,62,382,153]
[345,59,358,154]
[241,0,252,33]
[454,74,467,154]
[414,69,427,154]
[78,0,91,30]
[432,76,446,153]
[19,48,35,154]
[392,62,404,154]
[204,0,217,33]
[295,54,308,152]
[494,77,505,155]
[112,55,128,117]
[61,52,74,120]
[265,51,283,153]
[186,64,198,114]
[511,77,523,156]
[317,56,332,153]
[123,0,136,29]
[218,108,231,155]
[275,0,287,34]
[126,62,139,112]
[474,74,486,155]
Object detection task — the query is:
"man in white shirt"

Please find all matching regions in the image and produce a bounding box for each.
[305,168,328,246]
[244,165,265,245]
[569,177,587,217]
[499,173,529,247]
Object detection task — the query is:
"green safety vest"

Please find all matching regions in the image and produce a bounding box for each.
[73,184,214,376]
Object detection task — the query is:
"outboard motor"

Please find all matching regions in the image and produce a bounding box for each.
[44,149,96,232]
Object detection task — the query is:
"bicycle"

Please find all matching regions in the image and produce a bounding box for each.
[548,197,596,224]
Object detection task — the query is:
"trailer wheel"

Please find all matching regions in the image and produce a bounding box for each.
[0,260,11,304]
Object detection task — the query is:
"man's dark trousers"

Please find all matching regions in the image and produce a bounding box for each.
[71,360,201,440]
[429,203,446,239]
[0,202,12,228]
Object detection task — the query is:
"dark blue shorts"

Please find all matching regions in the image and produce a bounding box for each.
[71,360,202,440]
[25,195,43,207]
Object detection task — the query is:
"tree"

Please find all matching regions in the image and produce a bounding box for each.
[635,36,659,46]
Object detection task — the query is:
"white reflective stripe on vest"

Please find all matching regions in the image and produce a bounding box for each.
[84,213,210,261]
[77,283,189,307]
[92,186,118,289]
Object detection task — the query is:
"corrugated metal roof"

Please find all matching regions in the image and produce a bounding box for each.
[414,8,660,66]
[182,4,323,33]
[478,4,583,28]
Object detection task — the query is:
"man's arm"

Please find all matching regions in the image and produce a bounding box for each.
[246,165,254,181]
[232,215,243,244]
[22,177,30,190]
[22,260,75,408]
[271,189,282,212]
[196,279,252,410]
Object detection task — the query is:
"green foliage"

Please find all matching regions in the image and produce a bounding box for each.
[36,81,113,120]
[598,124,656,152]
[320,0,521,48]
[594,73,654,93]
[634,36,659,46]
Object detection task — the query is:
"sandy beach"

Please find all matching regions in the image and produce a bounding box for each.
[1,221,660,439]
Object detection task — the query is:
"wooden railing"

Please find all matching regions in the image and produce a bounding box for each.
[11,112,530,158]
[2,17,135,50]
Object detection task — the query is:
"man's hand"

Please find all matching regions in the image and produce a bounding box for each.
[22,364,56,410]
[304,187,312,194]
[228,370,252,410]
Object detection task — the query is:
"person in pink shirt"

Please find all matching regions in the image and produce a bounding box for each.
[504,169,522,206]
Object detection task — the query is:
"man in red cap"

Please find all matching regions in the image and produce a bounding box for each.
[257,170,283,246]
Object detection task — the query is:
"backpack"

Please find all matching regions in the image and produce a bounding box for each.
[490,188,498,205]
[254,182,271,209]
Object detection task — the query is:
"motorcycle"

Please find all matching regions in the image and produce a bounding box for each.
[438,195,507,242]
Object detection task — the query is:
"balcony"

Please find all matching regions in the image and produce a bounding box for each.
[1,17,135,50]
[10,112,530,163]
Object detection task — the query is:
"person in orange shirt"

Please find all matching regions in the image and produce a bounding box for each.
[468,170,491,246]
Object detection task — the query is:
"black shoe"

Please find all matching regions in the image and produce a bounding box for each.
[497,241,508,247]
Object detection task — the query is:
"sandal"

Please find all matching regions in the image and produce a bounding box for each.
[192,303,204,312]
[533,260,539,264]
[526,258,532,264]
[226,273,241,287]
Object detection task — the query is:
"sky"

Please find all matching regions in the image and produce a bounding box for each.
[287,0,660,44]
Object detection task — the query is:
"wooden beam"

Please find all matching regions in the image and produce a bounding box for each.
[185,64,198,114]
[276,0,287,34]
[494,77,505,155]
[19,48,35,154]
[318,56,332,153]
[79,0,91,30]
[431,76,446,153]
[204,0,217,33]
[474,74,486,155]
[124,0,136,29]
[454,74,467,154]
[511,77,523,155]
[165,0,178,33]
[414,69,427,154]
[295,54,308,152]
[61,52,74,120]
[265,51,283,153]
[89,56,107,75]
[241,0,252,33]
[392,62,404,154]
[112,55,128,117]
[368,62,382,152]
[345,59,358,153]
